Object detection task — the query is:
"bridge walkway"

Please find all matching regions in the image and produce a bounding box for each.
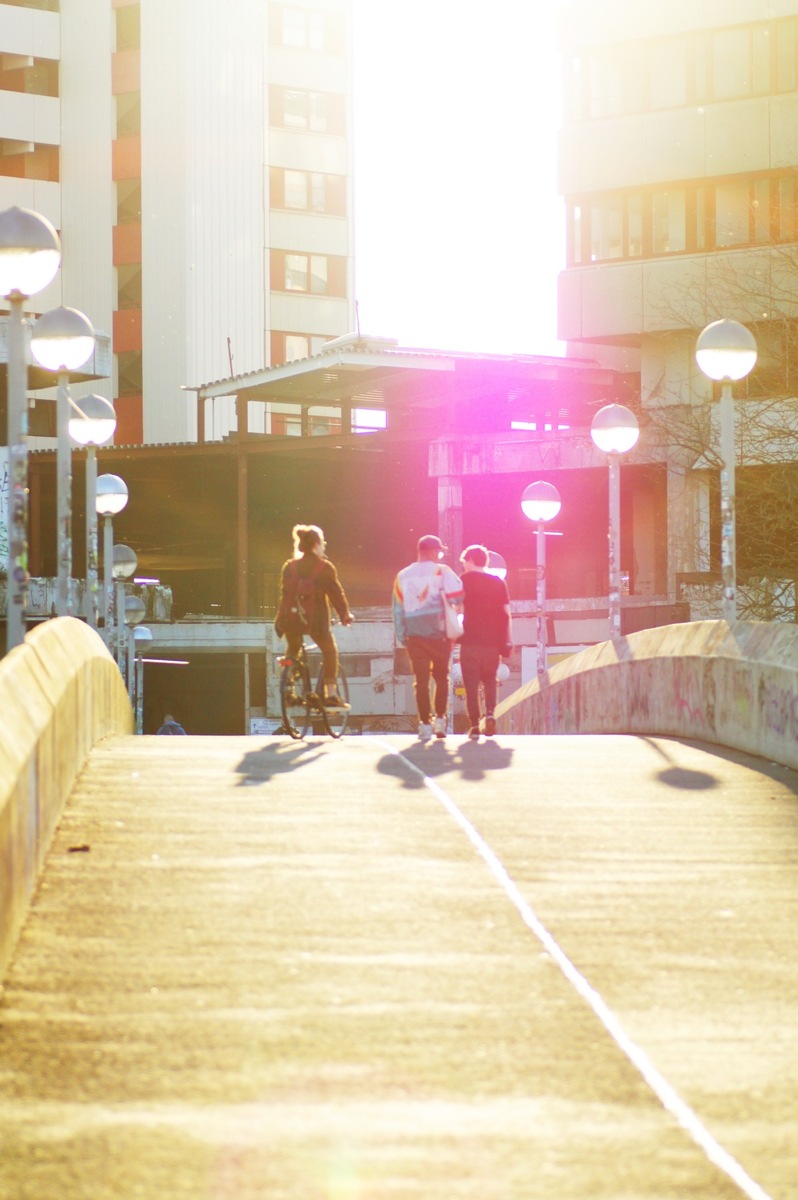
[0,732,796,1200]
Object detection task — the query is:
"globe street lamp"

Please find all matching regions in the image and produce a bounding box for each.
[30,305,96,617]
[133,624,152,733]
[113,542,137,680]
[0,206,61,650]
[521,480,561,678]
[68,394,116,628]
[124,592,146,699]
[590,403,640,641]
[95,473,128,647]
[695,319,758,624]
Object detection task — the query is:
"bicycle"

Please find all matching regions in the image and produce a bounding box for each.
[279,640,350,739]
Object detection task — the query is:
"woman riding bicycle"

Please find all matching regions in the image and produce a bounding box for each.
[274,524,353,709]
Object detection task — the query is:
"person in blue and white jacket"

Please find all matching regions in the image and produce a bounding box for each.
[393,534,463,742]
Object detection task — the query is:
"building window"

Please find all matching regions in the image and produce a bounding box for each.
[116,4,140,52]
[117,179,141,224]
[269,85,346,136]
[567,170,798,265]
[270,251,346,297]
[564,17,798,122]
[117,263,142,310]
[0,56,58,97]
[652,189,686,254]
[117,350,142,397]
[269,5,345,54]
[269,167,346,216]
[116,93,141,138]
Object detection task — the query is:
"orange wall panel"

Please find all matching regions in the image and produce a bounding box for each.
[113,223,142,265]
[112,137,141,181]
[113,309,142,352]
[112,49,140,95]
[113,394,143,445]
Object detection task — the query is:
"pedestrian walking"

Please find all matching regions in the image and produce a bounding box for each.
[393,534,463,741]
[459,544,512,739]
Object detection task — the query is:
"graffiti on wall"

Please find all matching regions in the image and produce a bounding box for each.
[0,447,8,565]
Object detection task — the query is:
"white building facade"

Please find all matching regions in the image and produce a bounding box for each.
[0,0,355,445]
[558,1,798,609]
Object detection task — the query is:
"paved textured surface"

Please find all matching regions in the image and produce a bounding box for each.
[0,732,796,1199]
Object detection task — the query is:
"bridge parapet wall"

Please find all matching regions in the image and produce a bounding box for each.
[0,618,133,974]
[497,619,798,770]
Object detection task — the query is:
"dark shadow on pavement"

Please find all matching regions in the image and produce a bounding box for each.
[234,739,326,786]
[640,733,798,794]
[376,736,514,788]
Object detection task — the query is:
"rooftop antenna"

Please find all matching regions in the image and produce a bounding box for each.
[355,299,361,338]
[227,336,234,376]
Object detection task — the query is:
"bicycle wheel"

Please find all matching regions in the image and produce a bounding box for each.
[316,665,350,738]
[280,657,312,739]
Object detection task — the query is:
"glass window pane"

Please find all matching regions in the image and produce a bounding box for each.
[715,181,749,247]
[776,20,798,92]
[712,28,750,100]
[308,13,325,51]
[752,27,770,93]
[570,204,583,265]
[590,197,622,261]
[753,178,771,242]
[283,90,308,129]
[284,169,307,209]
[285,334,309,361]
[626,195,643,257]
[652,189,686,253]
[649,40,687,108]
[285,254,308,291]
[778,176,796,241]
[310,172,326,212]
[309,255,328,294]
[309,92,327,132]
[695,187,706,250]
[282,10,306,48]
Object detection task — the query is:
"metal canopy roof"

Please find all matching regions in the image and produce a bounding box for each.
[192,337,617,412]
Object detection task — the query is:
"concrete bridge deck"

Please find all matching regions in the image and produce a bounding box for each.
[1,731,796,1199]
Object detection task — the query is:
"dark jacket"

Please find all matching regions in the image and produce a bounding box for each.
[277,553,351,637]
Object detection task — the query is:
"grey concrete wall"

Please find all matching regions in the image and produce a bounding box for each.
[0,618,133,975]
[497,619,798,770]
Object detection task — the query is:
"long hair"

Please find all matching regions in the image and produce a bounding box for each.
[292,524,324,558]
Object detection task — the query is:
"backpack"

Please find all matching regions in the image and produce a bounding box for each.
[275,559,325,636]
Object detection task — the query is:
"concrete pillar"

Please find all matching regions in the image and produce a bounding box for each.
[437,476,463,563]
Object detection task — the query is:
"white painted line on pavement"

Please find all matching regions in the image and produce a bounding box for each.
[374,741,774,1200]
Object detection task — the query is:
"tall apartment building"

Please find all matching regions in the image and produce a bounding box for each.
[558,1,798,598]
[0,0,354,446]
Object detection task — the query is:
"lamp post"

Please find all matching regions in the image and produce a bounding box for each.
[124,593,146,698]
[113,543,137,681]
[30,306,96,617]
[133,624,152,733]
[0,206,61,650]
[68,394,116,628]
[521,480,561,678]
[95,473,128,648]
[695,319,758,624]
[590,403,640,641]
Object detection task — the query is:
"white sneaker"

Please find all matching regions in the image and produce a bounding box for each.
[418,723,433,742]
[434,716,447,739]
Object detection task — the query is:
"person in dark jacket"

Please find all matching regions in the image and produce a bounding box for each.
[275,524,353,708]
[458,544,512,739]
[156,713,186,735]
